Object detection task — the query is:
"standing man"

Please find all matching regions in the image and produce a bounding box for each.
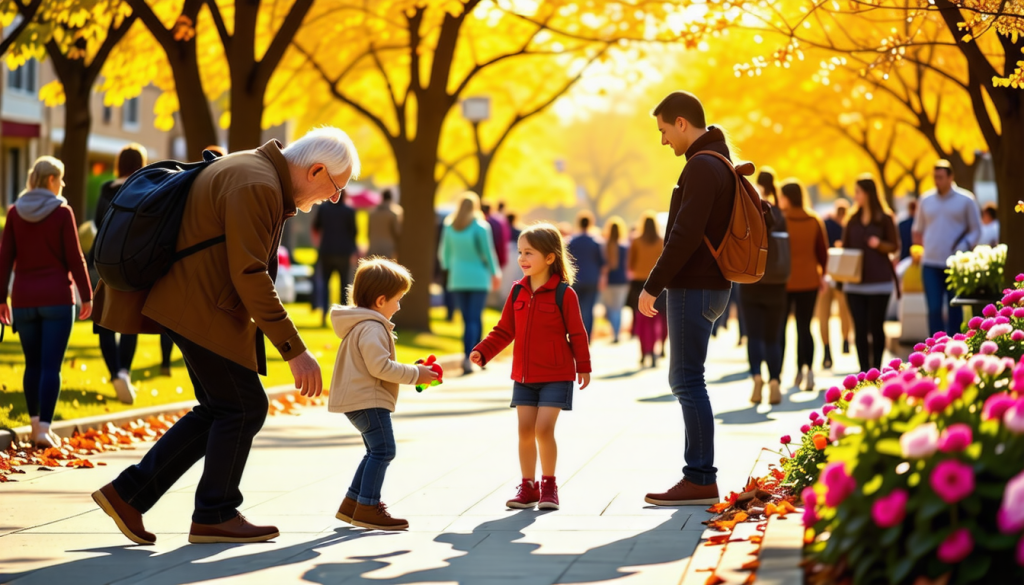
[367,188,403,259]
[91,127,360,545]
[314,183,359,326]
[638,91,734,506]
[913,159,982,336]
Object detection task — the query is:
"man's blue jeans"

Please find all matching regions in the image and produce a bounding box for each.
[345,408,396,506]
[667,288,731,486]
[923,265,963,336]
[453,290,488,357]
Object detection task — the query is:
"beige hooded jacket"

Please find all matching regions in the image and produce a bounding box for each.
[328,306,419,414]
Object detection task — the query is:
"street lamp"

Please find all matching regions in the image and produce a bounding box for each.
[461,96,491,123]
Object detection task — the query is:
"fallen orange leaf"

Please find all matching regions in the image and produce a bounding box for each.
[741,559,760,570]
[749,535,763,544]
[705,573,726,585]
[734,511,749,523]
[780,501,797,513]
[707,502,732,513]
[706,534,731,545]
[765,502,778,517]
[66,459,94,469]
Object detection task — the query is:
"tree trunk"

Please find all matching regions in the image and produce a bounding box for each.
[992,111,1024,281]
[947,151,978,194]
[469,151,494,200]
[170,47,218,160]
[393,149,439,332]
[228,88,266,152]
[61,88,92,223]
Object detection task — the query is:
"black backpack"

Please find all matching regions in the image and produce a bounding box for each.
[93,150,226,292]
[759,204,791,285]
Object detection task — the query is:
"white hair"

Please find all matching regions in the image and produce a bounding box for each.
[282,126,361,182]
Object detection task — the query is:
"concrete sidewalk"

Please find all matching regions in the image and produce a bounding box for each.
[0,324,853,584]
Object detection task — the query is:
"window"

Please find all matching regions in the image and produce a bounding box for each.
[103,105,112,125]
[7,59,36,94]
[122,97,140,131]
[7,148,21,206]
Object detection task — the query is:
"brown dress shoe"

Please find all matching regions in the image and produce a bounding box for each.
[188,514,279,544]
[645,479,720,506]
[352,502,408,531]
[336,496,357,524]
[92,483,156,545]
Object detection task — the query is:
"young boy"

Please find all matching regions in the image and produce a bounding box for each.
[329,257,438,530]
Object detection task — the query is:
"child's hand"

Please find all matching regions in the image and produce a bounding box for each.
[578,372,591,390]
[416,365,439,386]
[469,351,484,366]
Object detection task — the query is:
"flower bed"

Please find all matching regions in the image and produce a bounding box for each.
[774,277,1024,584]
[946,244,1006,298]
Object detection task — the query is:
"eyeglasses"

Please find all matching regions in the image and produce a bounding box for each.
[323,166,344,202]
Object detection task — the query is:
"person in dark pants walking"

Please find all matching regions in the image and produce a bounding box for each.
[314,189,359,326]
[90,128,358,545]
[843,175,900,372]
[638,91,733,507]
[567,211,604,339]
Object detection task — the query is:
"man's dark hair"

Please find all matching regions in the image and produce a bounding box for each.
[382,189,393,202]
[117,144,147,178]
[652,91,706,129]
[983,202,998,221]
[481,203,492,214]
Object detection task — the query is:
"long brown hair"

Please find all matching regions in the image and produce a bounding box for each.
[757,166,777,204]
[780,178,809,211]
[604,216,625,272]
[848,174,892,225]
[636,211,661,245]
[520,223,577,286]
[446,191,484,231]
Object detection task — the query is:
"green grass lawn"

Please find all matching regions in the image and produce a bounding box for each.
[0,302,498,428]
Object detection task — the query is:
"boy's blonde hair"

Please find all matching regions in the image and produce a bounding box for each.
[349,256,413,308]
[519,222,577,286]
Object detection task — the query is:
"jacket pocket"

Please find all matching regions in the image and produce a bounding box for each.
[702,289,731,324]
[550,341,564,367]
[216,284,243,313]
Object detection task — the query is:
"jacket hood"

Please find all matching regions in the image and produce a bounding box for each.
[14,189,67,223]
[331,306,395,339]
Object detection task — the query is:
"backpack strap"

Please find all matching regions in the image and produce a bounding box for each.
[511,281,569,324]
[172,235,227,263]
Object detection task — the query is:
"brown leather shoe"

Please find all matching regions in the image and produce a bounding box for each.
[352,502,408,531]
[188,514,279,544]
[645,479,720,506]
[92,483,156,545]
[336,496,357,524]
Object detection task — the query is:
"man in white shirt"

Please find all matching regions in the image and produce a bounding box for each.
[912,159,982,336]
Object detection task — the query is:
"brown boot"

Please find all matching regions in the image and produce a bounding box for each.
[92,483,156,545]
[352,502,408,531]
[769,380,782,405]
[645,479,719,506]
[750,375,763,404]
[336,496,358,524]
[188,514,279,544]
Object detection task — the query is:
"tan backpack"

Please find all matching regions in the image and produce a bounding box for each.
[696,151,769,284]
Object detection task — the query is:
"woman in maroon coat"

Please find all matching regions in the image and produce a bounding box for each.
[0,156,92,447]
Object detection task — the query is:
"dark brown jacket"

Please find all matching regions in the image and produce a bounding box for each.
[842,210,900,285]
[784,208,828,292]
[94,140,305,372]
[644,126,735,295]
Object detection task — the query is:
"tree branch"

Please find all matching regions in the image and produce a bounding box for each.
[204,0,232,51]
[86,13,138,86]
[255,0,313,88]
[0,0,42,57]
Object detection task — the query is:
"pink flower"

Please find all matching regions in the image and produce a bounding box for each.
[882,380,905,400]
[1005,400,1024,434]
[954,367,976,387]
[968,316,984,329]
[937,529,974,564]
[822,404,836,416]
[945,341,968,357]
[925,337,936,347]
[800,424,811,434]
[846,386,891,420]
[988,323,1014,339]
[967,330,977,338]
[953,333,967,341]
[909,352,926,368]
[947,382,965,401]
[829,422,846,442]
[997,316,1012,325]
[844,391,854,401]
[881,370,898,382]
[1014,330,1024,342]
[914,343,927,352]
[925,390,951,413]
[866,368,881,382]
[843,375,858,390]
[825,387,842,403]
[930,460,975,504]
[1015,308,1024,319]
[809,411,820,421]
[1017,274,1024,282]
[801,487,819,526]
[822,462,856,508]
[924,353,944,372]
[889,358,903,369]
[983,393,1017,421]
[871,489,908,528]
[780,435,791,445]
[1001,306,1015,317]
[932,343,947,355]
[907,379,937,398]
[997,471,1024,534]
[900,422,939,458]
[857,372,867,382]
[984,304,998,318]
[981,341,999,355]
[981,318,995,331]
[902,370,918,382]
[938,424,972,453]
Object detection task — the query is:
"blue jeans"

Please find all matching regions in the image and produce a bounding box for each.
[345,408,396,506]
[575,284,599,339]
[923,265,963,336]
[666,288,731,485]
[453,290,488,357]
[13,305,75,423]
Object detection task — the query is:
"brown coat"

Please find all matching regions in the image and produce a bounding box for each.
[94,140,306,372]
[783,208,828,292]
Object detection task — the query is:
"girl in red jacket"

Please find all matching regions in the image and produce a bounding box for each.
[471,223,591,510]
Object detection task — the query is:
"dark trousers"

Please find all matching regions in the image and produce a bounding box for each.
[97,326,137,378]
[711,284,745,338]
[345,408,396,506]
[319,253,353,311]
[112,330,268,524]
[740,284,787,381]
[923,265,963,336]
[846,293,890,373]
[667,288,731,485]
[783,290,819,370]
[13,305,74,423]
[161,333,175,369]
[453,290,488,357]
[575,283,599,339]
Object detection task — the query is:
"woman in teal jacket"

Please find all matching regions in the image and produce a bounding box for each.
[439,192,501,373]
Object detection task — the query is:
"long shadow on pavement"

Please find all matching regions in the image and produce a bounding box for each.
[714,389,827,425]
[0,528,372,585]
[303,508,696,585]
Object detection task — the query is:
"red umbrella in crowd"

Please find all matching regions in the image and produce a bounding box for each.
[345,187,381,209]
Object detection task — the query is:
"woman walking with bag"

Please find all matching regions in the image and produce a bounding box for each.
[0,157,92,447]
[439,192,501,374]
[628,212,666,367]
[601,217,629,343]
[842,175,900,372]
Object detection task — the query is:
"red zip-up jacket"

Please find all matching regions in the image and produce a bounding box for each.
[474,274,591,383]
